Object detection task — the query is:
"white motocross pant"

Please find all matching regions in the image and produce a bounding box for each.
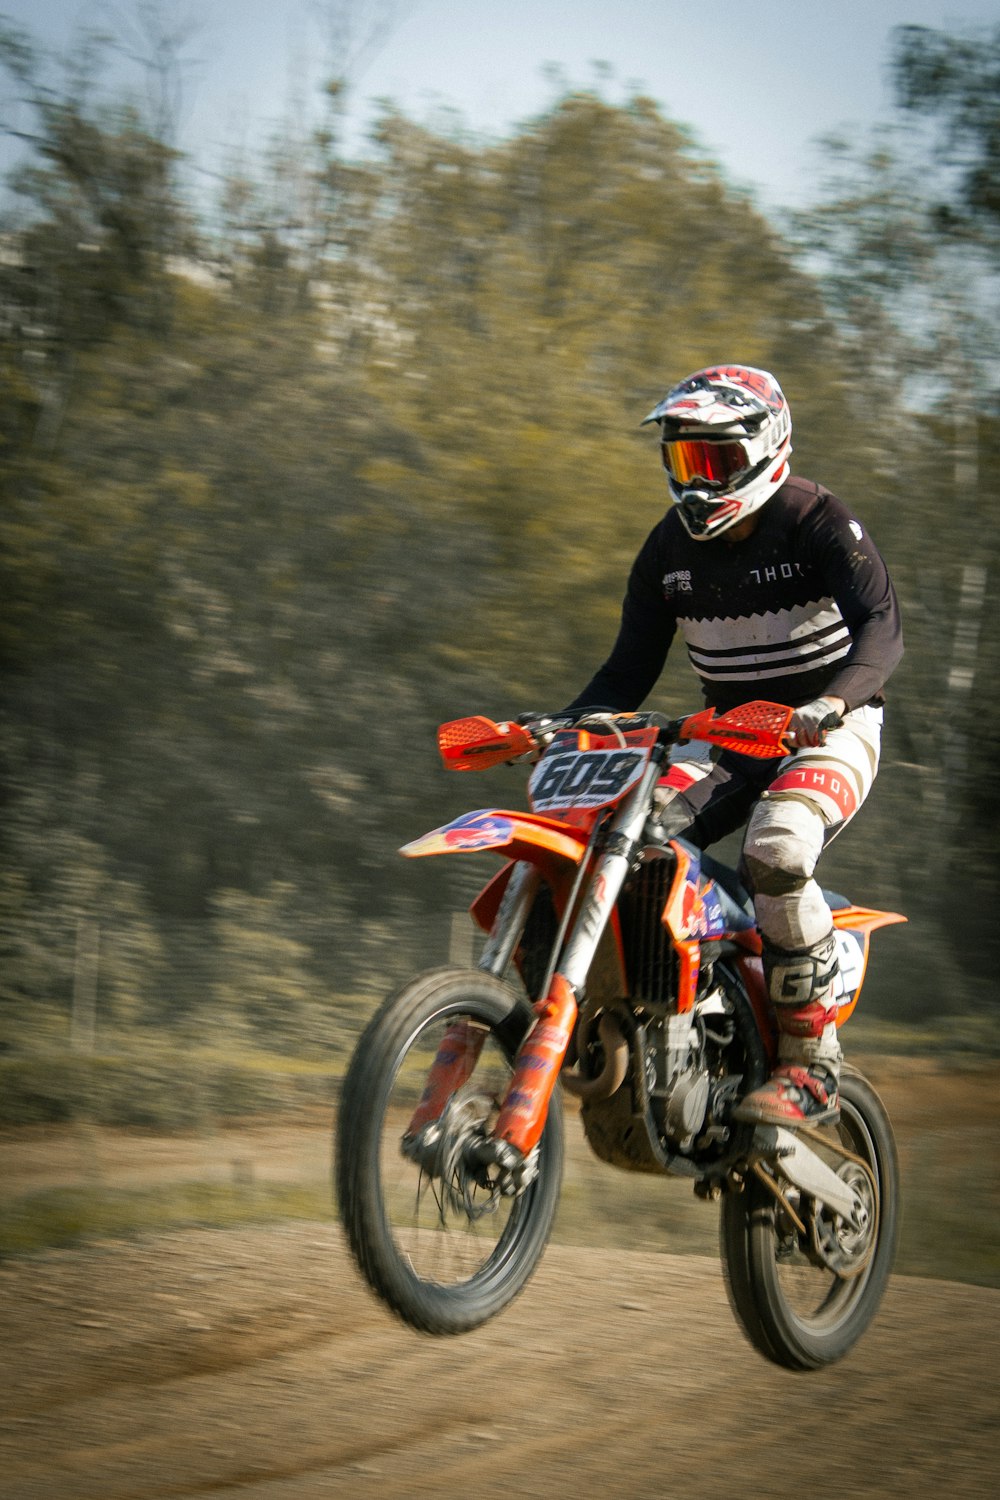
[655,705,884,1074]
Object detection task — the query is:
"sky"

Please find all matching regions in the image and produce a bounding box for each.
[1,0,998,210]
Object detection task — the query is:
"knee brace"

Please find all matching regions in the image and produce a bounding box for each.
[742,795,832,952]
[741,794,824,897]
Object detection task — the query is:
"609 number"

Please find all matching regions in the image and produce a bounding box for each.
[529,749,646,810]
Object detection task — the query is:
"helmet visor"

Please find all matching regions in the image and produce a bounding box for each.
[662,437,751,488]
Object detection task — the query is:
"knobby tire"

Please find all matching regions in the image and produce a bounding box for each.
[719,1065,900,1369]
[335,966,564,1335]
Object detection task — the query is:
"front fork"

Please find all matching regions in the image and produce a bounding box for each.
[492,757,664,1158]
[404,863,542,1138]
[406,756,664,1166]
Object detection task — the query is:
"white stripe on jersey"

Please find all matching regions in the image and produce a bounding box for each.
[677,601,853,683]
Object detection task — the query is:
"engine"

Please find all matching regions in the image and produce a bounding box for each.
[645,988,740,1154]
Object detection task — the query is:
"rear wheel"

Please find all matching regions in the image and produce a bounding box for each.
[719,1065,899,1369]
[335,967,563,1334]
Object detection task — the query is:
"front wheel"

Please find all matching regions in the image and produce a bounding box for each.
[335,966,563,1335]
[719,1065,900,1370]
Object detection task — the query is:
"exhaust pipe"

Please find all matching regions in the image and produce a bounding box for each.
[560,1010,629,1101]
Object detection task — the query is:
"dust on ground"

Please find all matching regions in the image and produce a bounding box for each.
[2,1223,998,1500]
[2,1055,998,1499]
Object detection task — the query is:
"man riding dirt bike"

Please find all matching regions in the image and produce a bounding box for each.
[559,365,902,1128]
[336,365,905,1370]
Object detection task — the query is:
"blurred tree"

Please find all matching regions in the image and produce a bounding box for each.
[102,0,202,149]
[887,24,1000,1007]
[209,883,318,1053]
[781,24,1000,1013]
[891,22,1000,233]
[4,11,990,1045]
[361,92,849,706]
[0,20,187,405]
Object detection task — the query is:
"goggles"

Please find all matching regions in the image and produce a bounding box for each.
[661,437,751,488]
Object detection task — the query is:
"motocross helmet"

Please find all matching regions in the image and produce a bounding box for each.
[642,365,792,539]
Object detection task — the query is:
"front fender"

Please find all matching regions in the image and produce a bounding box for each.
[400,808,587,869]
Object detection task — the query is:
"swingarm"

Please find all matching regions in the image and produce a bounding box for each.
[749,1126,871,1228]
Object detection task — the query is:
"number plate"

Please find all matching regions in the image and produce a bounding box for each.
[528,735,653,814]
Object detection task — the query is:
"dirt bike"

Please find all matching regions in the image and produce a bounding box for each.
[336,701,904,1370]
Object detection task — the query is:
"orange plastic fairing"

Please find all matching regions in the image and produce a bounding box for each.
[400,809,588,868]
[831,905,907,1026]
[830,906,907,936]
[438,716,535,771]
[680,701,793,759]
[658,842,702,1013]
[494,973,579,1155]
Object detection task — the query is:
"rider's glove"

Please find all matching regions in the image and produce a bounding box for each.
[788,697,845,748]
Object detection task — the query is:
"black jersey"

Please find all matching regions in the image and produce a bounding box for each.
[567,478,903,715]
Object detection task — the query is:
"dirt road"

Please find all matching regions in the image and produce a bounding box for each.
[2,1219,998,1500]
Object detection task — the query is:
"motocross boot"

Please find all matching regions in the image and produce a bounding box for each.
[733,931,842,1127]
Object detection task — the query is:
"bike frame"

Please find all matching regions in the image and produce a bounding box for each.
[402,706,905,1162]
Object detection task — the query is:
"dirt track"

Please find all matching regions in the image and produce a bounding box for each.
[2,1218,998,1500]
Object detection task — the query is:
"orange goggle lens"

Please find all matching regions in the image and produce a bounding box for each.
[662,438,750,486]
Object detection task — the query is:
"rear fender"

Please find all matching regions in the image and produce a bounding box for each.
[732,904,906,1060]
[830,906,906,1026]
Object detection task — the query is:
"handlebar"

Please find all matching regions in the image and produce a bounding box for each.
[520,703,797,758]
[439,701,796,770]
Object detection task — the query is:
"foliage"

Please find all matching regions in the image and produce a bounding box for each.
[0,1180,333,1256]
[0,17,997,1055]
[0,1046,344,1128]
[891,21,1000,231]
[784,23,1000,999]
